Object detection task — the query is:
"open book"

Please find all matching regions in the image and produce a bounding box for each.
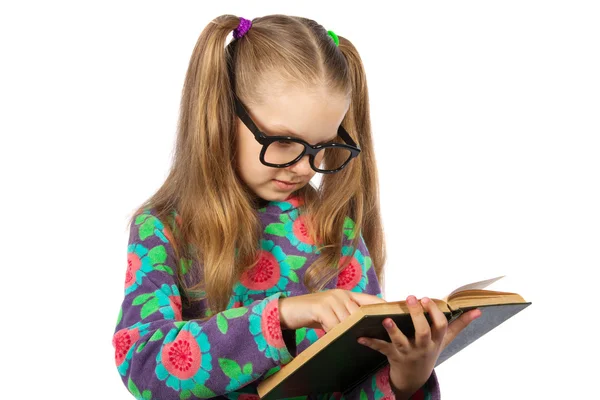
[257,275,531,400]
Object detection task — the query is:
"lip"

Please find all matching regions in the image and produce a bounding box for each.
[273,179,300,190]
[275,179,300,185]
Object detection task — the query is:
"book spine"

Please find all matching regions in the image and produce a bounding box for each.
[446,305,464,324]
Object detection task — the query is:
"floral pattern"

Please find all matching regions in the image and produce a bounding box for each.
[125,242,172,295]
[233,239,306,296]
[113,198,440,400]
[336,245,371,292]
[155,321,214,395]
[113,321,151,376]
[248,294,293,365]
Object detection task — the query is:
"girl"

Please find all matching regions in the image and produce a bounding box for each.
[113,14,480,400]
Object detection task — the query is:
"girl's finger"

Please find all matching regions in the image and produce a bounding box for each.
[441,308,481,350]
[382,318,410,349]
[344,298,361,317]
[331,300,351,323]
[357,337,396,358]
[420,297,448,345]
[320,308,340,332]
[406,295,431,347]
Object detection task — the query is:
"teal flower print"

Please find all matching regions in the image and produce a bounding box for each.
[125,243,173,295]
[155,321,214,395]
[113,321,151,376]
[132,284,182,321]
[248,296,293,364]
[233,239,305,296]
[265,209,320,254]
[335,245,371,292]
[271,193,303,212]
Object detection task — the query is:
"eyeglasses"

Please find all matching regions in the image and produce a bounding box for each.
[233,93,361,174]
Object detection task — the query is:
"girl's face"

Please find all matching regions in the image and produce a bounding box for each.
[235,84,350,203]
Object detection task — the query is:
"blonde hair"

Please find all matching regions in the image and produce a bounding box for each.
[127,14,387,320]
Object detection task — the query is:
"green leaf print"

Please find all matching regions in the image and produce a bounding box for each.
[279,213,290,223]
[116,307,122,325]
[288,270,299,283]
[148,245,167,264]
[179,258,192,275]
[135,214,150,226]
[343,217,357,240]
[128,377,142,397]
[217,313,228,334]
[242,362,253,375]
[222,307,248,319]
[142,390,152,400]
[191,384,216,398]
[139,217,156,241]
[365,256,372,271]
[180,390,191,400]
[149,329,164,341]
[140,297,160,319]
[360,388,368,400]
[264,366,280,379]
[219,358,243,379]
[285,255,306,270]
[296,328,306,345]
[132,293,154,306]
[155,264,174,275]
[264,223,286,236]
[136,341,146,353]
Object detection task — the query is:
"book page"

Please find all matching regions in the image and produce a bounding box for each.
[442,275,505,302]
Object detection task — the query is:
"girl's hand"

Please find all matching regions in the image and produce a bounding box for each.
[357,295,481,399]
[279,289,387,332]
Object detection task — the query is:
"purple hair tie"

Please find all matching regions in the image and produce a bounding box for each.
[233,17,252,40]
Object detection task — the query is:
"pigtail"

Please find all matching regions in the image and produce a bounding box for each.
[337,36,387,297]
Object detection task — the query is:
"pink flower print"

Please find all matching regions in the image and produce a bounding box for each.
[261,299,286,349]
[113,327,140,367]
[125,252,142,290]
[239,250,281,291]
[336,255,362,290]
[161,330,201,380]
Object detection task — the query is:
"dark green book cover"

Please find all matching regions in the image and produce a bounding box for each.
[258,301,531,400]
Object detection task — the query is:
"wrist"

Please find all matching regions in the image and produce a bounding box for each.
[389,371,419,400]
[278,298,288,329]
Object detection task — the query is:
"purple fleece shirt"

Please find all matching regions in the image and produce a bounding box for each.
[113,194,441,399]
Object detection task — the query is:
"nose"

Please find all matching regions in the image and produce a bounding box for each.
[287,154,313,175]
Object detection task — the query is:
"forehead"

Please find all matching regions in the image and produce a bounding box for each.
[248,84,350,143]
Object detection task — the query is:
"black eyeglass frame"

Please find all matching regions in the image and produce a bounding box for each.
[233,93,361,174]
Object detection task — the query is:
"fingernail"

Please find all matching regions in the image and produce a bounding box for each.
[473,310,482,319]
[407,296,417,305]
[421,297,430,305]
[358,338,367,345]
[384,319,393,328]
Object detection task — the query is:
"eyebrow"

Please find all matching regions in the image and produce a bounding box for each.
[268,125,337,144]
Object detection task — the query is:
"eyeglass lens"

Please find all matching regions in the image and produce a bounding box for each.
[264,139,352,171]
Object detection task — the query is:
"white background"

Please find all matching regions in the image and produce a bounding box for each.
[1,1,598,399]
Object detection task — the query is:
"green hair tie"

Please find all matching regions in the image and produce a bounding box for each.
[327,30,339,47]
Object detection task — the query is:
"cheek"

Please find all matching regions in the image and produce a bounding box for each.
[237,141,274,182]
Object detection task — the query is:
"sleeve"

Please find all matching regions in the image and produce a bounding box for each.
[112,211,295,400]
[337,230,442,400]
